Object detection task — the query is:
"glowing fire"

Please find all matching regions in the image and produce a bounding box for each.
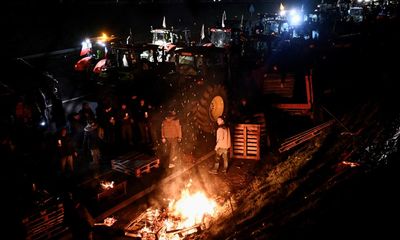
[126,180,218,239]
[100,181,114,190]
[168,187,216,229]
[341,161,360,168]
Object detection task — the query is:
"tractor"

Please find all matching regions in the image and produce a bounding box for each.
[73,33,120,79]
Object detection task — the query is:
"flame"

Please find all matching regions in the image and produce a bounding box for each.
[341,161,360,168]
[104,217,117,226]
[100,181,114,190]
[167,180,217,229]
[101,33,108,41]
[279,3,286,16]
[280,3,285,11]
[129,180,218,239]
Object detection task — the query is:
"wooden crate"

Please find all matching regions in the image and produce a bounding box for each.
[111,151,160,177]
[231,124,261,160]
[22,202,67,240]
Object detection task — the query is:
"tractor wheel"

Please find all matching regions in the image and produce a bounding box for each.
[192,84,228,133]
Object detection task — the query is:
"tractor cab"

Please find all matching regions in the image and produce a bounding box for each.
[98,42,176,81]
[210,28,232,48]
[74,33,119,73]
[348,6,364,23]
[151,28,176,46]
[174,46,229,84]
[151,27,191,47]
[150,27,192,63]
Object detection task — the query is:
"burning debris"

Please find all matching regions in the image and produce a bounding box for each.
[95,217,117,227]
[100,180,115,190]
[125,180,218,239]
[340,161,360,168]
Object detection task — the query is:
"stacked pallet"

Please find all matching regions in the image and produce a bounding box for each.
[22,202,67,240]
[231,124,261,160]
[111,151,160,177]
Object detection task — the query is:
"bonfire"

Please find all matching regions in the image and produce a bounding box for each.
[125,180,218,239]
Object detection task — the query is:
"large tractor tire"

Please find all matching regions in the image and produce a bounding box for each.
[192,84,228,133]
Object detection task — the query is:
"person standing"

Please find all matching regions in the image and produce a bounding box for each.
[209,116,231,174]
[161,110,182,169]
[83,120,102,168]
[56,127,76,175]
[78,102,95,126]
[118,103,134,147]
[135,98,152,145]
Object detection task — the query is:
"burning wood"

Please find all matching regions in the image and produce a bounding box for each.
[94,217,117,227]
[340,161,360,168]
[100,180,115,190]
[125,180,218,239]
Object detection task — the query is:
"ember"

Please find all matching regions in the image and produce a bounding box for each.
[125,180,218,239]
[100,180,115,190]
[341,161,360,168]
[95,217,117,227]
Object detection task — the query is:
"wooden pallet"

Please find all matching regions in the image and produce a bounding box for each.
[134,159,160,177]
[111,151,160,177]
[231,124,261,160]
[22,202,67,240]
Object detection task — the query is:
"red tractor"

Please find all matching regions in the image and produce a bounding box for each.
[74,33,119,76]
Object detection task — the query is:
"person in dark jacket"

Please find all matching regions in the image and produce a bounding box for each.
[79,102,95,125]
[83,120,102,167]
[118,103,134,146]
[56,127,76,174]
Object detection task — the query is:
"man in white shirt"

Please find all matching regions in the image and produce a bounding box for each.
[209,116,231,174]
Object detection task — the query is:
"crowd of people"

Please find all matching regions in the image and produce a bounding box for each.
[1,94,162,187]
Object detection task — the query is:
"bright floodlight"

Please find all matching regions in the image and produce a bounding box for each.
[82,38,92,48]
[289,9,302,26]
